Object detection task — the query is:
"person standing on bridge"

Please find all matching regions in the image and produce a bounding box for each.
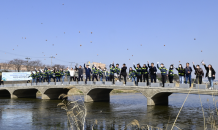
[147,61,157,83]
[92,64,98,81]
[76,65,83,81]
[184,63,192,87]
[84,64,91,84]
[133,63,142,85]
[192,62,204,84]
[60,68,65,85]
[168,64,174,83]
[157,62,168,87]
[109,63,116,84]
[70,68,75,81]
[202,62,216,89]
[98,67,104,81]
[115,63,121,82]
[55,68,61,82]
[129,67,137,84]
[142,64,149,86]
[175,64,185,84]
[104,67,110,81]
[46,68,52,84]
[120,63,127,85]
[29,71,36,83]
[65,67,71,83]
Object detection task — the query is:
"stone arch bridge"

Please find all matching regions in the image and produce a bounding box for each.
[0,84,217,105]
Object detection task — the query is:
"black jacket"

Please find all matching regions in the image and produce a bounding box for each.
[204,65,216,79]
[147,64,157,75]
[76,66,83,76]
[184,66,192,75]
[120,66,127,76]
[193,65,204,76]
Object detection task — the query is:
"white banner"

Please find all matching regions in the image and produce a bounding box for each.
[2,72,32,81]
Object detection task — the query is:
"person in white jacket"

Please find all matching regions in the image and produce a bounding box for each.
[70,68,75,81]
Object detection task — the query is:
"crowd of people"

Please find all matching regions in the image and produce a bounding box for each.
[29,61,216,89]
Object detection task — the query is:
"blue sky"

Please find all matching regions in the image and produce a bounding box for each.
[0,0,218,75]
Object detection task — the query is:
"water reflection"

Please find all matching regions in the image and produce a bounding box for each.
[0,93,215,130]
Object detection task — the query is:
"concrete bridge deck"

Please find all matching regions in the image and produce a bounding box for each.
[0,82,218,105]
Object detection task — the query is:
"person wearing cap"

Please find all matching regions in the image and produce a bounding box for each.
[142,64,149,86]
[184,63,192,87]
[120,63,127,84]
[147,61,157,83]
[133,63,142,85]
[175,64,185,84]
[109,63,116,84]
[157,62,168,87]
[92,64,98,81]
[84,63,91,83]
[192,62,204,84]
[129,67,137,84]
[168,64,174,83]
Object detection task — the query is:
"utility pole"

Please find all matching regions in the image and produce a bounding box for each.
[49,56,55,67]
[69,62,75,68]
[25,57,30,62]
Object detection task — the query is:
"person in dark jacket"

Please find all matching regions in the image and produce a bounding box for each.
[168,64,174,83]
[202,62,216,89]
[55,68,61,82]
[98,67,104,81]
[76,65,83,81]
[175,64,185,84]
[84,64,91,83]
[157,62,168,87]
[192,62,204,84]
[147,61,157,83]
[184,63,192,87]
[119,63,127,84]
[133,63,142,85]
[142,64,149,86]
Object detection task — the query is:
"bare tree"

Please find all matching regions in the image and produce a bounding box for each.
[1,62,12,71]
[52,64,66,70]
[9,59,25,72]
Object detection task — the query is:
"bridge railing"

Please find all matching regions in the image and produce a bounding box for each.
[0,81,217,90]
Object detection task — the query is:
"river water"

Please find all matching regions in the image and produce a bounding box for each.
[0,93,216,130]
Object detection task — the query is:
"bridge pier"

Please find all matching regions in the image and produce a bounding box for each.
[146,92,172,106]
[84,88,113,102]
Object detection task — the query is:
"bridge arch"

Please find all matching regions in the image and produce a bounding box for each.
[12,89,39,98]
[0,89,11,97]
[85,88,113,102]
[148,92,172,105]
[41,88,70,99]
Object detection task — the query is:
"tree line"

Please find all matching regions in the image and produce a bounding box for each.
[0,59,66,72]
